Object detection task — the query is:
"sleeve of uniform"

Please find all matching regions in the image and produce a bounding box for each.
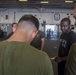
[66,43,76,75]
[42,53,54,75]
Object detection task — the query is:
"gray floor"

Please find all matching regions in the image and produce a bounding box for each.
[43,39,60,75]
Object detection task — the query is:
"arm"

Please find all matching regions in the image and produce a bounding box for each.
[41,38,45,50]
[54,56,67,63]
[66,44,76,75]
[40,30,45,50]
[43,53,54,75]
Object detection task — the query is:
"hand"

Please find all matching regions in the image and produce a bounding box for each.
[54,56,62,63]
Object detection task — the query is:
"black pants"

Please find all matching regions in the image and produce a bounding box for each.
[58,61,66,75]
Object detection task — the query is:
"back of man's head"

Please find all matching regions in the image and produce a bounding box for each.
[18,15,39,30]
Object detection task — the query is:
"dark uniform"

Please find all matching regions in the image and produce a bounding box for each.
[58,31,76,75]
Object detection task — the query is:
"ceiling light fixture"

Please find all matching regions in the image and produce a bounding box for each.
[65,1,73,3]
[41,1,49,4]
[19,0,27,2]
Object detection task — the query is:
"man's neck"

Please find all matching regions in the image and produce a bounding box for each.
[7,31,29,43]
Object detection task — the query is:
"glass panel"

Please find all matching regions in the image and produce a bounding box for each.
[45,24,59,40]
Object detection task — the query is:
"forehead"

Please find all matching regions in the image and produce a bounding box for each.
[61,21,68,25]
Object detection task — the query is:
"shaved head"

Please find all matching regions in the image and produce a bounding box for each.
[8,15,39,43]
[11,15,40,43]
[18,20,37,31]
[18,15,39,30]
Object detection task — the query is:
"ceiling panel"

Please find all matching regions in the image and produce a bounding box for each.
[0,0,76,9]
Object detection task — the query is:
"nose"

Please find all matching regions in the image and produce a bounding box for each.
[61,26,65,30]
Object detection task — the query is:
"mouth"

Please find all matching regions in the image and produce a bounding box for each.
[62,30,65,32]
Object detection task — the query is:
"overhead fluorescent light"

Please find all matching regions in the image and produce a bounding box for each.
[41,1,49,4]
[65,1,73,3]
[19,0,27,1]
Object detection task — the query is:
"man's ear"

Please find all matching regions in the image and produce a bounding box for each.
[32,30,38,39]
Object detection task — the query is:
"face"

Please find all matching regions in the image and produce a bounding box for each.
[13,24,17,32]
[60,21,70,33]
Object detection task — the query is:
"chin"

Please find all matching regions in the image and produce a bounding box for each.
[62,31,66,33]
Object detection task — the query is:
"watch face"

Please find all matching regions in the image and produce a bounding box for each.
[54,13,60,21]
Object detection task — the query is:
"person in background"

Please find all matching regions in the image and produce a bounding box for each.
[31,30,45,50]
[7,23,17,39]
[0,27,3,40]
[54,18,76,75]
[0,14,54,75]
[47,29,51,39]
[66,4,76,75]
